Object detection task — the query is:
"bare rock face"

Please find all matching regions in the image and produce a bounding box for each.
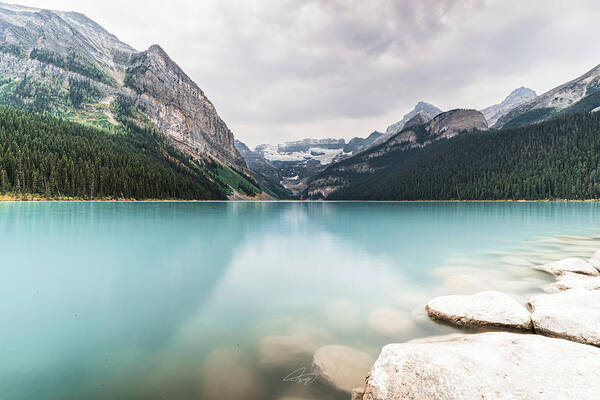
[527,288,600,346]
[363,332,600,400]
[425,109,488,140]
[126,45,249,175]
[312,345,374,393]
[533,257,599,277]
[426,291,532,331]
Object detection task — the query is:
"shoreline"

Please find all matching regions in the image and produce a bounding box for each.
[3,196,600,203]
[354,246,600,399]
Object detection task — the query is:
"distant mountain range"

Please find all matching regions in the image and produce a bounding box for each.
[237,132,383,195]
[237,88,535,198]
[0,2,262,199]
[305,109,488,198]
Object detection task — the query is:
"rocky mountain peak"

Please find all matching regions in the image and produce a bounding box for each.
[378,101,443,146]
[126,44,248,174]
[481,87,537,127]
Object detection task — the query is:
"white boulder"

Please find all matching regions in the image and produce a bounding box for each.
[588,248,600,270]
[528,288,600,346]
[426,291,532,331]
[533,257,599,276]
[363,332,600,400]
[545,272,600,293]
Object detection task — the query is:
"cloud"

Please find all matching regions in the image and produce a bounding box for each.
[15,0,600,146]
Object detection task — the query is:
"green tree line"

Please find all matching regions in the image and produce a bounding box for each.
[0,107,227,200]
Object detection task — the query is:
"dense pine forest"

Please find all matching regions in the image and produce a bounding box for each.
[0,107,231,200]
[325,111,600,200]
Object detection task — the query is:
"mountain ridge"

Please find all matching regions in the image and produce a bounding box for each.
[0,1,251,183]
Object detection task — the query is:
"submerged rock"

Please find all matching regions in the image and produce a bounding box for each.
[533,257,599,276]
[363,332,600,400]
[528,288,600,346]
[312,345,374,393]
[426,291,532,331]
[367,309,416,338]
[259,333,317,369]
[545,272,600,293]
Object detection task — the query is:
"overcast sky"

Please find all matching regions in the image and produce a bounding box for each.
[16,0,600,147]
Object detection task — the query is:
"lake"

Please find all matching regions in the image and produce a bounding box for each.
[2,201,600,400]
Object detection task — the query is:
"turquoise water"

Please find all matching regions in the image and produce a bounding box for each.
[2,201,600,400]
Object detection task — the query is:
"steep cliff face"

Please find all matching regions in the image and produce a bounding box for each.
[125,45,248,175]
[305,109,488,199]
[0,2,250,179]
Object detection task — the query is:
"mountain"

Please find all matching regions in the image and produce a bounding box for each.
[495,64,600,129]
[0,2,258,199]
[371,101,443,147]
[480,87,537,126]
[305,109,488,199]
[324,112,600,200]
[234,140,292,198]
[343,131,383,153]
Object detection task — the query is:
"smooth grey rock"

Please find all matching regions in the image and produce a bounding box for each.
[545,271,600,293]
[528,288,600,346]
[426,291,532,331]
[363,332,600,400]
[312,345,374,393]
[533,257,599,276]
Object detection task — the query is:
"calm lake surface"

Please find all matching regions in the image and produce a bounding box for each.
[2,201,600,400]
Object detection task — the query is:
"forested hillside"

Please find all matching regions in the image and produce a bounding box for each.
[0,107,237,200]
[322,112,600,200]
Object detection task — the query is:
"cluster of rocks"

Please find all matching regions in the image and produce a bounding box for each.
[353,249,600,399]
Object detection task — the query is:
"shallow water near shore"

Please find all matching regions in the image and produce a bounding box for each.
[2,201,600,400]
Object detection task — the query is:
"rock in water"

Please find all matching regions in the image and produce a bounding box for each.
[312,345,374,393]
[545,272,600,293]
[363,332,600,400]
[426,291,532,331]
[527,288,600,346]
[259,333,316,368]
[533,257,599,276]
